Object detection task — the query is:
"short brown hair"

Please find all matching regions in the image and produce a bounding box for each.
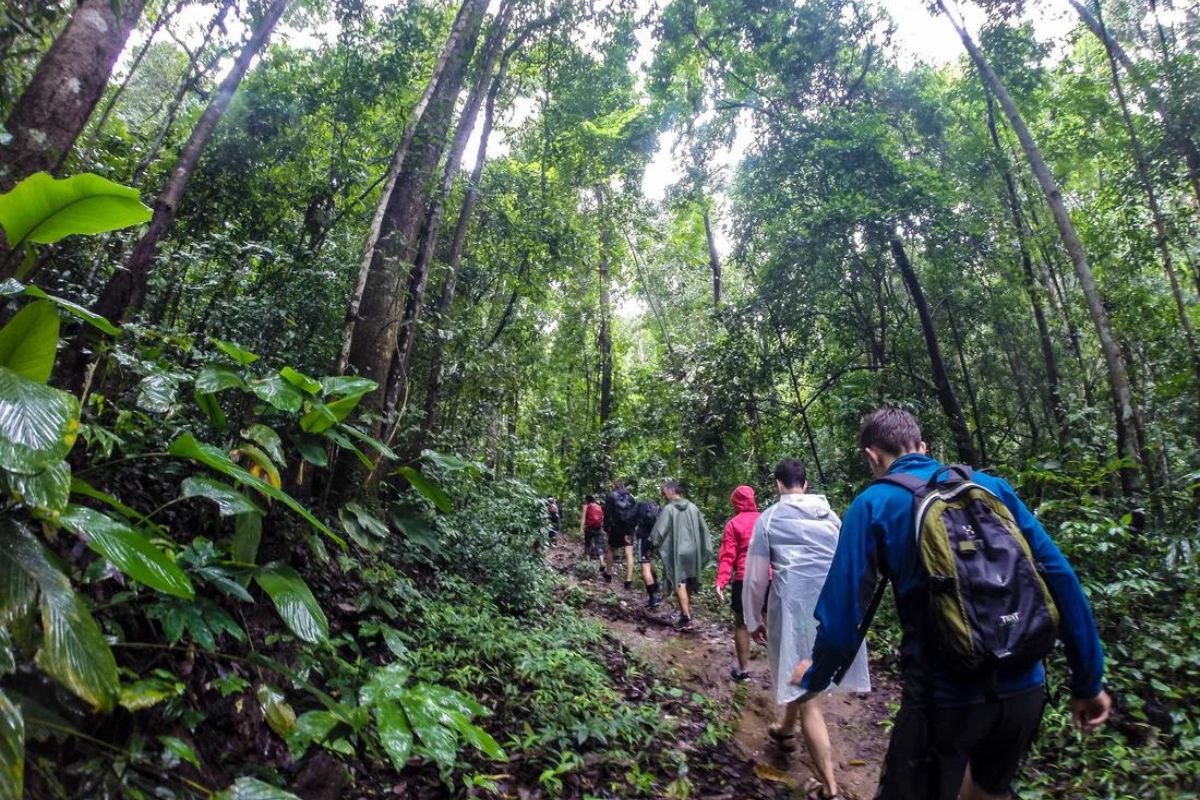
[858,407,922,456]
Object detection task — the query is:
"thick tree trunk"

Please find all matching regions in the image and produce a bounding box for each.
[937,0,1142,498]
[335,0,484,377]
[984,90,1066,437]
[344,0,489,417]
[889,237,980,467]
[93,0,291,323]
[704,207,721,307]
[381,1,514,424]
[0,0,147,193]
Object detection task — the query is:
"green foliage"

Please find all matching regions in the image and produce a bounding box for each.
[0,172,151,249]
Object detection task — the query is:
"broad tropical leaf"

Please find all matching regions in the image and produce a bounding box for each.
[241,424,285,465]
[396,466,452,513]
[0,280,119,336]
[231,511,262,567]
[69,478,166,537]
[0,301,58,383]
[0,688,22,800]
[211,339,259,366]
[279,367,321,395]
[57,506,193,599]
[286,709,340,758]
[0,172,151,248]
[294,435,328,467]
[214,777,302,800]
[254,563,329,644]
[0,521,118,711]
[234,444,280,489]
[168,435,342,545]
[3,460,70,513]
[195,365,246,394]
[181,476,262,516]
[194,390,227,428]
[341,425,397,460]
[249,374,303,412]
[374,700,414,770]
[447,709,505,760]
[119,676,184,711]
[256,684,298,738]
[136,371,179,413]
[0,367,79,475]
[319,376,376,397]
[398,689,458,767]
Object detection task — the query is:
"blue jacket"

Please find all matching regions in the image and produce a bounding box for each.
[802,454,1105,706]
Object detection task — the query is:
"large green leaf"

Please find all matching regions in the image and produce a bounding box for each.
[0,367,79,475]
[286,709,341,758]
[340,424,397,461]
[69,478,166,537]
[254,563,329,644]
[181,476,263,516]
[231,511,262,568]
[241,424,285,466]
[57,506,193,599]
[211,339,260,367]
[0,688,22,800]
[398,689,458,767]
[195,365,246,394]
[136,371,179,413]
[0,301,58,383]
[0,279,120,336]
[256,684,297,738]
[0,521,118,711]
[319,376,376,397]
[395,466,452,513]
[0,172,151,248]
[294,435,328,467]
[279,367,321,396]
[374,701,414,770]
[249,374,302,412]
[3,460,70,513]
[167,435,342,546]
[214,777,302,800]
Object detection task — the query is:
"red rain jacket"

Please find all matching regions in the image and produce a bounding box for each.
[716,485,760,588]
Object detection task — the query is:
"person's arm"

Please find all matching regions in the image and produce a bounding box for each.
[602,495,612,533]
[992,478,1105,699]
[742,514,772,636]
[802,494,883,693]
[716,520,737,589]
[578,506,586,537]
[650,506,670,548]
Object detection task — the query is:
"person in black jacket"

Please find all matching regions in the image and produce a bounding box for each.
[603,480,639,590]
[634,498,662,608]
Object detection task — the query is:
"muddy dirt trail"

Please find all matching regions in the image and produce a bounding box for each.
[550,544,898,800]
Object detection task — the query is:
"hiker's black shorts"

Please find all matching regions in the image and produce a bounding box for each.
[729,580,767,627]
[636,536,654,564]
[607,527,633,549]
[875,686,1046,800]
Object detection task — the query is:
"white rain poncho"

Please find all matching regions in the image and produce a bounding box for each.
[742,493,871,704]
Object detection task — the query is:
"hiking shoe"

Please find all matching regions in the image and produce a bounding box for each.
[601,570,611,583]
[646,594,662,609]
[730,667,751,682]
[675,614,695,631]
[623,580,633,592]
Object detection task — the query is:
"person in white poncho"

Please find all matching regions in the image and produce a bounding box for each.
[742,459,870,800]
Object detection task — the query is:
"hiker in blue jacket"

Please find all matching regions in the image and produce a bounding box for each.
[793,407,1111,800]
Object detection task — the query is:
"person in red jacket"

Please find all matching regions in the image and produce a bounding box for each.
[716,484,761,681]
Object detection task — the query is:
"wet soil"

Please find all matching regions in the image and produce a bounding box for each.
[550,543,898,800]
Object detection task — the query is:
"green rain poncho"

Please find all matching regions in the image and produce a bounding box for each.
[650,497,713,591]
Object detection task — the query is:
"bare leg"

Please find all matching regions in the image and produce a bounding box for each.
[798,699,838,797]
[641,561,656,586]
[676,582,691,616]
[733,625,750,670]
[623,544,634,583]
[777,701,800,735]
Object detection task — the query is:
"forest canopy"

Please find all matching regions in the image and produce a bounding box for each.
[0,0,1197,797]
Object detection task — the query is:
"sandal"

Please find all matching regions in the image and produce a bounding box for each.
[767,725,796,752]
[804,778,842,799]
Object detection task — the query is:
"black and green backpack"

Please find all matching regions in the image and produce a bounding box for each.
[878,466,1061,675]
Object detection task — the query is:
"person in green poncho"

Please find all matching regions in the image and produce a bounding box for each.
[650,479,713,631]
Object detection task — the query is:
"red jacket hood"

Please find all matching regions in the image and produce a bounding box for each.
[730,485,757,513]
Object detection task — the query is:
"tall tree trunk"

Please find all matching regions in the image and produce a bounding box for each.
[335,0,484,377]
[1093,0,1200,381]
[344,0,489,417]
[92,0,291,323]
[0,0,147,193]
[889,236,980,467]
[381,1,514,424]
[1068,0,1200,206]
[945,298,988,464]
[596,195,615,429]
[984,89,1066,437]
[423,28,526,439]
[937,0,1142,498]
[704,207,721,307]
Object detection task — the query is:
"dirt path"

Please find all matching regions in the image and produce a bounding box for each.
[550,544,897,800]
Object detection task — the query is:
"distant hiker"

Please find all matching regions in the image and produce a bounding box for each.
[547,496,561,544]
[604,479,639,590]
[635,499,663,608]
[793,407,1110,800]
[716,484,761,682]
[742,459,868,800]
[580,495,605,563]
[650,479,712,631]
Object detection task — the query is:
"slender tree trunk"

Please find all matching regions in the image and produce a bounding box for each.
[596,193,615,428]
[1068,0,1200,206]
[984,90,1066,436]
[335,0,483,377]
[1093,1,1200,381]
[93,0,291,323]
[344,0,489,418]
[945,298,988,464]
[937,0,1142,497]
[704,207,722,307]
[381,1,514,423]
[889,236,980,467]
[772,322,826,482]
[0,0,147,193]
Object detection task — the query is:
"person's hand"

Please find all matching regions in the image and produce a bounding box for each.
[751,626,767,645]
[791,659,812,687]
[715,585,726,604]
[1070,691,1112,733]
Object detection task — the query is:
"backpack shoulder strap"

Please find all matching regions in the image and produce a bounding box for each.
[872,472,927,493]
